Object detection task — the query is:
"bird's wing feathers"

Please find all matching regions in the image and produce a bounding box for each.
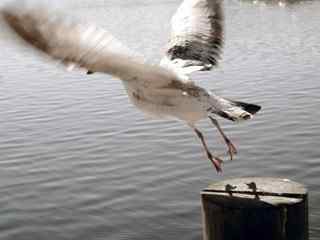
[160,0,224,76]
[1,1,179,88]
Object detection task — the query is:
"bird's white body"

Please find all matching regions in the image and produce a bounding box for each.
[124,80,209,124]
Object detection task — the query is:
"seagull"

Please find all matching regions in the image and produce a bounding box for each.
[1,0,261,173]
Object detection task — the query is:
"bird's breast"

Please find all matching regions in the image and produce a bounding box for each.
[124,82,207,123]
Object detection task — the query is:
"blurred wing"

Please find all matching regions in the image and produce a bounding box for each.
[160,0,224,76]
[1,1,178,87]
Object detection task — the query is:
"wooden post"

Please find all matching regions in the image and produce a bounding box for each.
[201,177,308,240]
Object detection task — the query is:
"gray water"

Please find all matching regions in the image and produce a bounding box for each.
[0,0,320,239]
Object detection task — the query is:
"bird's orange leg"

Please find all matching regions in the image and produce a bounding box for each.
[192,127,223,173]
[209,116,237,160]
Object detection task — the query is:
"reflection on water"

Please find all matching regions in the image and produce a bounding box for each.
[0,0,320,239]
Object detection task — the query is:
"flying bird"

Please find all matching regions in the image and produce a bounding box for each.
[1,0,261,173]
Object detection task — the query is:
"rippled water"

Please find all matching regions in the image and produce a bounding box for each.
[0,0,320,239]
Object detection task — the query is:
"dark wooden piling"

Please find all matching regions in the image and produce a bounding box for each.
[201,177,308,240]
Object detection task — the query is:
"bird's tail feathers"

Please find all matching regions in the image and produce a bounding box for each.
[215,99,261,122]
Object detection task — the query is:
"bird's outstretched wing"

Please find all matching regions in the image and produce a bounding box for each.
[1,1,179,88]
[160,0,224,76]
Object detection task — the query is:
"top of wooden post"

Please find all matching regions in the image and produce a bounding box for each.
[201,177,307,207]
